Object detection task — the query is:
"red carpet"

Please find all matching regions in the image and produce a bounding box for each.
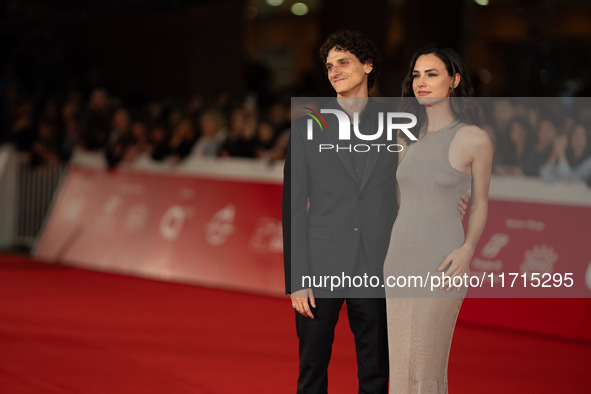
[1,255,589,393]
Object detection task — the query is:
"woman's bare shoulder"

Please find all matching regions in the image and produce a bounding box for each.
[457,124,493,149]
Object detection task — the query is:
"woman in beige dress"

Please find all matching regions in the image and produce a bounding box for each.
[383,45,493,393]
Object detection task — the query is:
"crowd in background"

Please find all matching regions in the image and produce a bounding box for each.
[1,81,591,186]
[481,99,591,185]
[1,84,291,169]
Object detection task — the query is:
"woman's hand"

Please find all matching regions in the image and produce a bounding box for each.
[437,245,475,292]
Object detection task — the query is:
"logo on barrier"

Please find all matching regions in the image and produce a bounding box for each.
[91,194,121,233]
[205,204,235,246]
[481,233,509,258]
[505,219,545,231]
[471,258,503,272]
[102,195,122,214]
[250,218,283,254]
[64,199,84,222]
[125,203,149,234]
[520,244,558,275]
[160,205,193,240]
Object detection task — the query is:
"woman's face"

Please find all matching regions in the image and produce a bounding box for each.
[412,53,459,104]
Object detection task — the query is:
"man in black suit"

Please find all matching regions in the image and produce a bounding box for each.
[283,30,395,394]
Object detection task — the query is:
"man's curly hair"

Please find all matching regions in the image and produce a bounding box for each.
[319,30,380,90]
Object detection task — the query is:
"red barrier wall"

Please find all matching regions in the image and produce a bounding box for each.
[35,154,591,341]
[36,163,285,295]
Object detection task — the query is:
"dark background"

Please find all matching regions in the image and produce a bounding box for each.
[1,0,591,105]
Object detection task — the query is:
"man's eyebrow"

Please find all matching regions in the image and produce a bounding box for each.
[326,57,351,65]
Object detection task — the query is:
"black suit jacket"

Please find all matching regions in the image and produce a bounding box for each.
[283,98,399,294]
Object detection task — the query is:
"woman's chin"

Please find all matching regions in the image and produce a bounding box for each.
[415,96,447,106]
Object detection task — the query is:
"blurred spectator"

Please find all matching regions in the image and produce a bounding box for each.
[80,87,111,150]
[61,99,80,123]
[105,108,131,168]
[526,106,540,131]
[267,102,290,133]
[541,123,591,182]
[212,89,232,117]
[147,124,170,162]
[253,121,277,159]
[59,98,81,162]
[566,123,590,167]
[491,99,513,138]
[30,119,61,167]
[192,109,224,158]
[219,107,257,158]
[270,128,290,160]
[252,119,288,161]
[61,117,80,163]
[41,99,60,124]
[147,101,164,125]
[169,118,196,164]
[267,101,291,160]
[186,94,205,122]
[10,101,36,151]
[494,117,534,176]
[124,121,150,163]
[523,117,557,176]
[164,103,183,131]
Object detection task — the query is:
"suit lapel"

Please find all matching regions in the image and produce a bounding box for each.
[359,102,380,192]
[325,124,359,184]
[359,148,378,192]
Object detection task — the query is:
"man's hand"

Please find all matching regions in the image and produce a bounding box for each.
[291,288,316,318]
[458,194,470,220]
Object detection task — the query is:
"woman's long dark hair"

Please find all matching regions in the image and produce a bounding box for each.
[400,44,482,143]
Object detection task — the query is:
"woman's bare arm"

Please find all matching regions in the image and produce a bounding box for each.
[438,126,494,290]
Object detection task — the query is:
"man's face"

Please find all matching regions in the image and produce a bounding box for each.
[325,48,372,97]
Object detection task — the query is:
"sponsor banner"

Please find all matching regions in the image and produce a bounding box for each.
[35,164,285,295]
[35,162,591,298]
[465,200,591,298]
[462,199,591,340]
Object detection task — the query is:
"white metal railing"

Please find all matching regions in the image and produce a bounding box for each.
[11,151,66,248]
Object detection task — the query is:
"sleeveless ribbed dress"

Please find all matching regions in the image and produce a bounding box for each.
[383,120,471,394]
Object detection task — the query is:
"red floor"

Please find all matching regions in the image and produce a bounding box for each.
[0,255,589,393]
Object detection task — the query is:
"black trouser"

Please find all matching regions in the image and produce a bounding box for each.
[295,297,389,394]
